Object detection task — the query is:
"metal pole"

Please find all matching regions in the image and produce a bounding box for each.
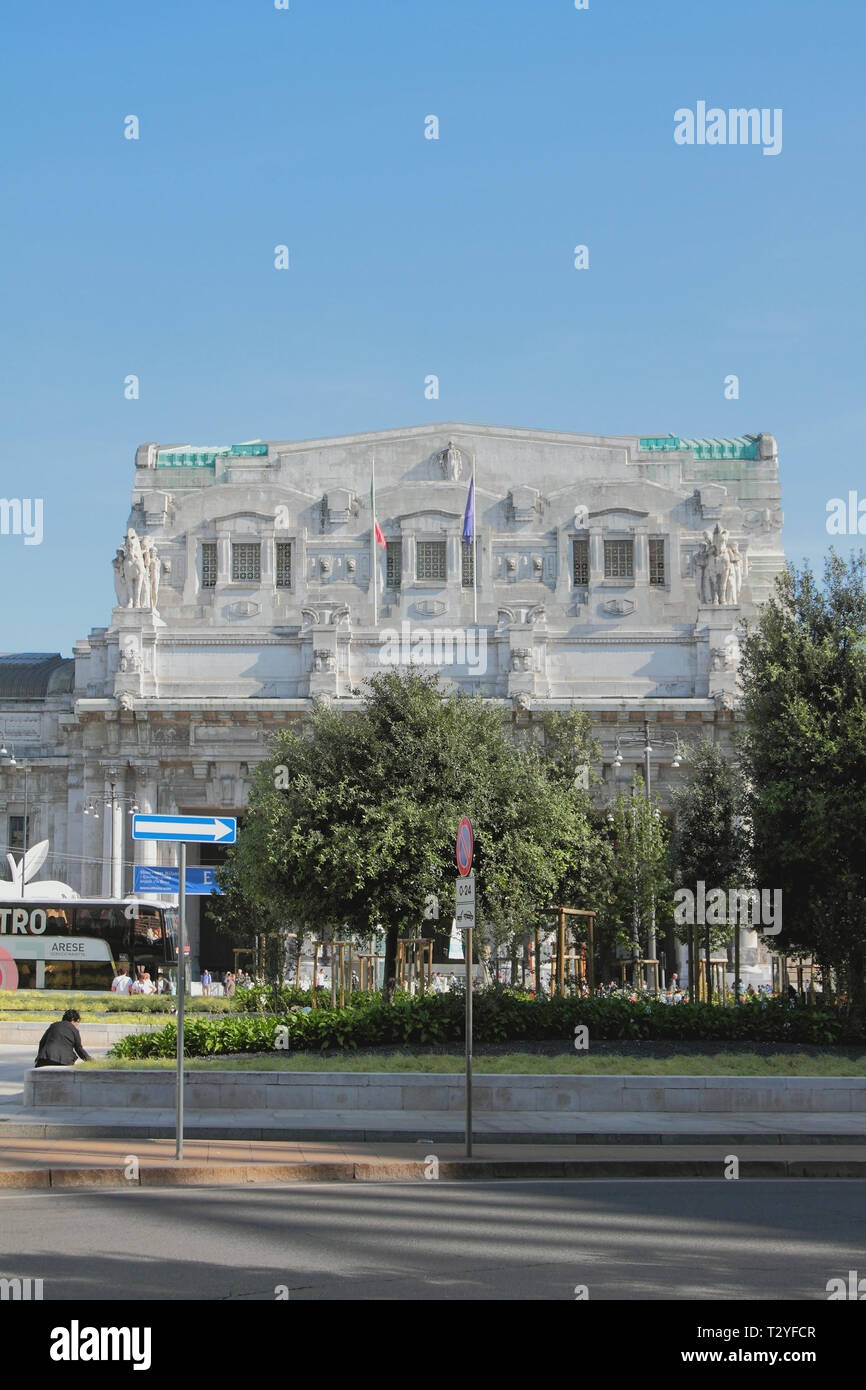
[472,454,477,627]
[21,764,28,899]
[176,842,186,1161]
[644,721,657,987]
[465,923,473,1159]
[371,456,378,628]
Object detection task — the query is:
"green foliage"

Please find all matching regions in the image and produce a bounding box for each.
[108,989,866,1058]
[738,553,866,1003]
[0,990,236,1016]
[669,740,750,950]
[594,776,670,969]
[212,672,603,992]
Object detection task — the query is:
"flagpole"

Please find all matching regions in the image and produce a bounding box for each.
[472,454,477,626]
[371,455,378,628]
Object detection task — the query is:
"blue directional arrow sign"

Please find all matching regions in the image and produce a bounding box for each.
[131,814,237,844]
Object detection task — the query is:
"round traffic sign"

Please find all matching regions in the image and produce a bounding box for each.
[456,816,474,876]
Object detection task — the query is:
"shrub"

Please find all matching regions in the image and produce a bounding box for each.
[108,988,866,1059]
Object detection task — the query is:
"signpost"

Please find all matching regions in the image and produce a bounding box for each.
[456,817,474,1157]
[132,813,237,1159]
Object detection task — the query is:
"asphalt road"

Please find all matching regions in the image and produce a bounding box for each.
[1,1181,865,1300]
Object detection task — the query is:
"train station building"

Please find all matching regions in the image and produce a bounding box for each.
[0,423,785,972]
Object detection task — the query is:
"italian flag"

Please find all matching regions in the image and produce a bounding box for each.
[371,475,386,549]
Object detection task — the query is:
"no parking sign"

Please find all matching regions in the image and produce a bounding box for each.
[456,816,474,876]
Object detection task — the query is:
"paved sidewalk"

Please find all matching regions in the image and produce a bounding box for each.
[2,1136,866,1187]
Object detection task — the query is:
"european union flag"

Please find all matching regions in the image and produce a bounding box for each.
[462,477,474,545]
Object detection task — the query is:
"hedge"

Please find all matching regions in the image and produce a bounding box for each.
[108,990,866,1059]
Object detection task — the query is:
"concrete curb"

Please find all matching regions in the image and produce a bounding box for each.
[3,1157,866,1190]
[3,1121,866,1143]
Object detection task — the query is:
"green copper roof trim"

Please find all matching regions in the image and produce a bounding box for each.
[156,442,269,467]
[639,435,759,460]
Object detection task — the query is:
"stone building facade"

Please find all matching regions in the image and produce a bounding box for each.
[0,422,785,971]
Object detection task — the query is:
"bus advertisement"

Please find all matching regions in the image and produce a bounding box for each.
[0,899,178,991]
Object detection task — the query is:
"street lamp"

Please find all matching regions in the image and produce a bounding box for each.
[610,718,688,988]
[103,767,139,898]
[1,743,30,899]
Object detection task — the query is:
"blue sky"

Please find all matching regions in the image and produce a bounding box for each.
[2,0,864,653]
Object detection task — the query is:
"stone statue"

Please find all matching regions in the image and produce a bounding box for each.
[141,535,161,611]
[112,547,127,608]
[439,440,463,481]
[693,527,745,607]
[692,535,712,605]
[119,528,150,609]
[725,540,744,605]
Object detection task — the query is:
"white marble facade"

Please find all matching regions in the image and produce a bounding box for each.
[0,423,785,967]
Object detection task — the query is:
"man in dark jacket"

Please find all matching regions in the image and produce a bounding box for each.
[34,1010,93,1067]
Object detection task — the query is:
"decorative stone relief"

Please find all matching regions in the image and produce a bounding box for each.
[224,600,261,620]
[412,599,446,617]
[743,507,782,533]
[512,692,532,712]
[324,489,358,526]
[602,598,635,617]
[313,649,336,673]
[509,486,541,523]
[511,647,533,672]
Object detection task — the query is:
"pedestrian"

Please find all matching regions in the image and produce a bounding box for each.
[139,971,156,996]
[111,966,132,995]
[128,974,144,995]
[156,971,169,995]
[225,971,236,999]
[34,1010,93,1068]
[201,967,212,997]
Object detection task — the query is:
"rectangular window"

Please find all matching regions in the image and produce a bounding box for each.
[8,816,29,852]
[461,542,475,588]
[231,543,261,584]
[275,541,292,588]
[604,539,634,580]
[649,538,666,586]
[572,538,589,585]
[201,542,217,588]
[416,540,447,582]
[386,540,402,589]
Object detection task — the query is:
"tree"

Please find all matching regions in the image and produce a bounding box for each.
[738,552,866,1008]
[669,740,750,1002]
[216,671,602,1000]
[598,776,669,989]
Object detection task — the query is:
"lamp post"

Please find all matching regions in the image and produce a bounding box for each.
[1,738,30,898]
[97,767,139,898]
[611,718,687,991]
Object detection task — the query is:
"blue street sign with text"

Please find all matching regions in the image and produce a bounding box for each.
[133,866,223,896]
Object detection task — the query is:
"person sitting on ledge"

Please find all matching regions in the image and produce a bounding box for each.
[34,1009,93,1068]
